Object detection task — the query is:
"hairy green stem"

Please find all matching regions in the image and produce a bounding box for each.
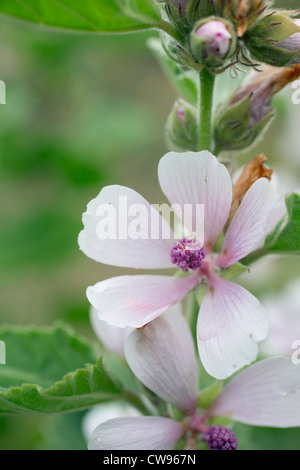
[198,68,215,152]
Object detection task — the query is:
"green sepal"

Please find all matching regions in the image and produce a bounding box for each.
[198,380,223,408]
[221,262,249,281]
[195,282,207,305]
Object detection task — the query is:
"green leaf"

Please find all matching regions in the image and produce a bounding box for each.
[148,38,198,105]
[265,193,300,254]
[0,0,162,34]
[0,324,122,414]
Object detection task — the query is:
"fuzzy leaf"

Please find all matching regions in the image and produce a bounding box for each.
[0,324,122,414]
[265,193,300,254]
[0,0,162,34]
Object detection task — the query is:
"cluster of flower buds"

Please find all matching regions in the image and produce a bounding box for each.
[161,1,300,71]
[166,98,197,151]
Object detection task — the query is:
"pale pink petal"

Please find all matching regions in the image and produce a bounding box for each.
[197,277,269,379]
[158,151,232,249]
[79,185,174,269]
[210,357,300,428]
[87,274,199,328]
[124,306,198,413]
[218,178,278,268]
[88,417,185,450]
[90,307,133,356]
[83,402,141,442]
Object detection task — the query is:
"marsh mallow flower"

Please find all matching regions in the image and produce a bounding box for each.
[79,151,278,379]
[89,310,300,450]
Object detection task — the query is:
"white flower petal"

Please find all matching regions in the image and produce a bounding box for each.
[88,417,185,450]
[218,178,278,268]
[197,277,269,379]
[90,307,133,356]
[83,402,141,442]
[79,185,174,269]
[210,357,300,428]
[87,274,199,328]
[158,151,232,249]
[124,306,198,413]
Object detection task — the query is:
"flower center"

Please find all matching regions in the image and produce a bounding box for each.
[170,238,205,272]
[203,425,238,451]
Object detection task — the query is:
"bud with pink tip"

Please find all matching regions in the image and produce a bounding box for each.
[166,99,197,151]
[191,17,236,67]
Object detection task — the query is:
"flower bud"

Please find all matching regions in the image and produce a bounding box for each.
[244,13,300,66]
[214,64,300,151]
[191,17,236,67]
[276,19,300,64]
[166,99,197,151]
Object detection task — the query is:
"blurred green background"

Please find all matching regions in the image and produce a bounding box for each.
[0,0,300,449]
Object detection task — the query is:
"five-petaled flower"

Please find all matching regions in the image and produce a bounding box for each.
[79,151,278,379]
[88,309,300,450]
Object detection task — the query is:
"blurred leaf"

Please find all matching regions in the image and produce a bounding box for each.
[235,423,300,450]
[0,0,162,34]
[37,412,87,450]
[0,324,95,388]
[265,193,300,254]
[0,324,123,414]
[148,38,198,105]
[0,208,80,271]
